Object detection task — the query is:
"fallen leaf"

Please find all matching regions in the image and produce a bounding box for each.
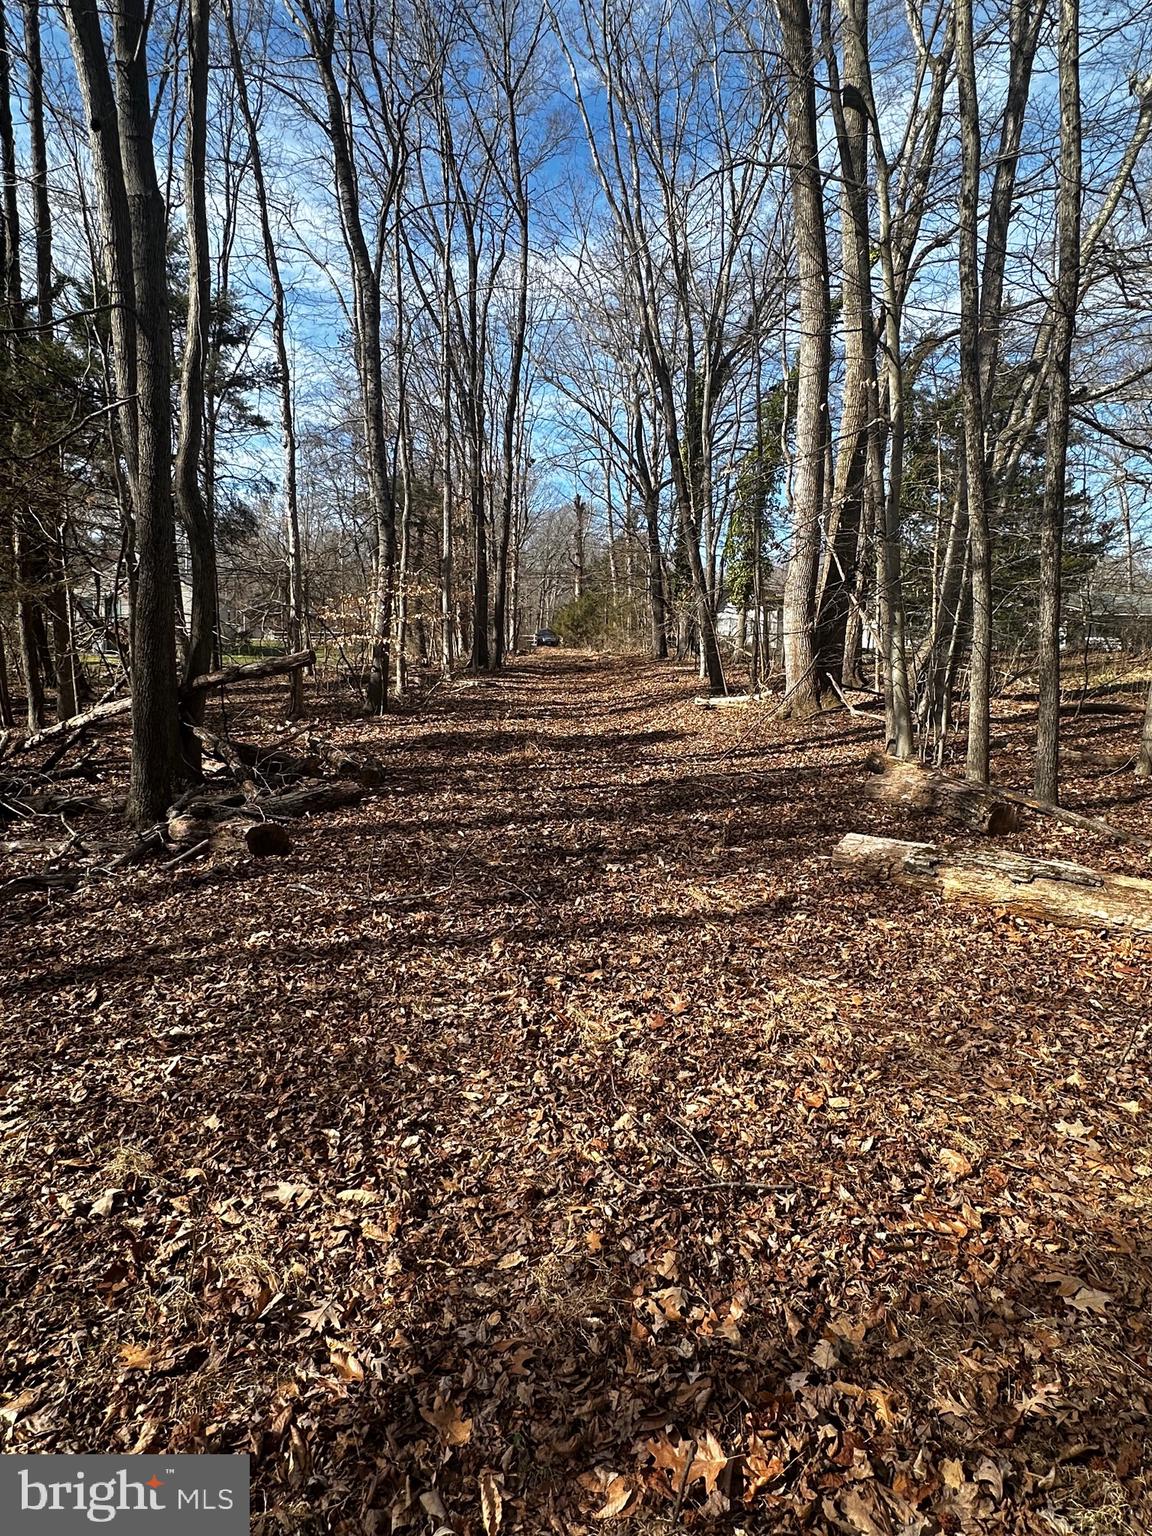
[594,1474,635,1520]
[118,1343,157,1372]
[329,1347,365,1382]
[421,1400,473,1447]
[941,1457,965,1491]
[479,1469,503,1535]
[840,1487,887,1535]
[1066,1285,1113,1315]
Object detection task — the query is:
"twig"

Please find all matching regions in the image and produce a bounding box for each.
[160,838,213,870]
[671,1438,698,1526]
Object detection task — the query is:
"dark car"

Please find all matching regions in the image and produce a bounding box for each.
[534,628,561,647]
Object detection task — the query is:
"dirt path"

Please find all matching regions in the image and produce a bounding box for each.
[2,655,1150,1533]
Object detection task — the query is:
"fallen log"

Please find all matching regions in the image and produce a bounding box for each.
[864,751,1020,834]
[14,696,131,752]
[2,868,84,896]
[256,781,365,818]
[167,781,363,840]
[833,832,1152,936]
[190,725,321,780]
[694,692,770,709]
[864,750,1149,849]
[166,814,292,857]
[182,649,314,699]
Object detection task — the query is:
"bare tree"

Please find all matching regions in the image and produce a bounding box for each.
[176,0,217,739]
[65,0,182,826]
[1033,0,1082,801]
[289,0,406,712]
[225,0,306,717]
[775,0,831,717]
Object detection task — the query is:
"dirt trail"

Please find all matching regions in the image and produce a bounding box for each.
[1,655,1150,1533]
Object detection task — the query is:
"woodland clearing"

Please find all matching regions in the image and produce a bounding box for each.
[1,653,1151,1535]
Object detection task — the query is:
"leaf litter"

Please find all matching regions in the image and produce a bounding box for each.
[1,653,1150,1533]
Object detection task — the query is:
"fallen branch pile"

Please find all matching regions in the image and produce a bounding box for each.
[1,649,381,899]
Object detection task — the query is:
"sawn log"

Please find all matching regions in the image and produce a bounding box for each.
[833,832,1152,935]
[864,751,1020,834]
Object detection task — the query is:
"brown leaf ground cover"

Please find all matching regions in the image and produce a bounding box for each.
[1,653,1151,1534]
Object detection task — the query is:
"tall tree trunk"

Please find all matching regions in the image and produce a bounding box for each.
[176,0,216,758]
[493,99,530,669]
[225,0,305,717]
[1,0,46,731]
[20,0,50,322]
[293,0,398,713]
[114,0,181,823]
[573,493,587,601]
[0,624,12,726]
[777,0,831,717]
[633,392,668,659]
[1137,681,1152,779]
[815,0,869,685]
[955,0,992,784]
[643,485,668,659]
[440,277,455,675]
[1033,0,1080,802]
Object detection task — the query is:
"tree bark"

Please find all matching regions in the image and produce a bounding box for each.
[175,0,216,750]
[1137,681,1152,780]
[777,0,831,718]
[1033,0,1080,802]
[834,832,1152,936]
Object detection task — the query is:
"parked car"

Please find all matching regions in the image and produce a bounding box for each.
[534,628,561,647]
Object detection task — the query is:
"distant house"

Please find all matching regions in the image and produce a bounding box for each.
[1064,587,1152,647]
[73,572,236,650]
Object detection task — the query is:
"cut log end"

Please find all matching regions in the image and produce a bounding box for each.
[240,822,293,857]
[863,751,1021,835]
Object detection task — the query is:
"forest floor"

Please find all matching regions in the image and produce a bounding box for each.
[2,652,1151,1535]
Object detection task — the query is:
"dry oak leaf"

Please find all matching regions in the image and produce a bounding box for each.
[421,1400,473,1447]
[941,1458,965,1492]
[1066,1285,1113,1315]
[118,1343,161,1373]
[0,1389,41,1425]
[594,1475,636,1520]
[937,1148,973,1177]
[478,1469,503,1535]
[642,1431,728,1496]
[329,1346,365,1382]
[810,1339,838,1371]
[839,1488,889,1535]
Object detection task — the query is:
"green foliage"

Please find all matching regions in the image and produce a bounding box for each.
[552,589,612,646]
[900,371,1111,644]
